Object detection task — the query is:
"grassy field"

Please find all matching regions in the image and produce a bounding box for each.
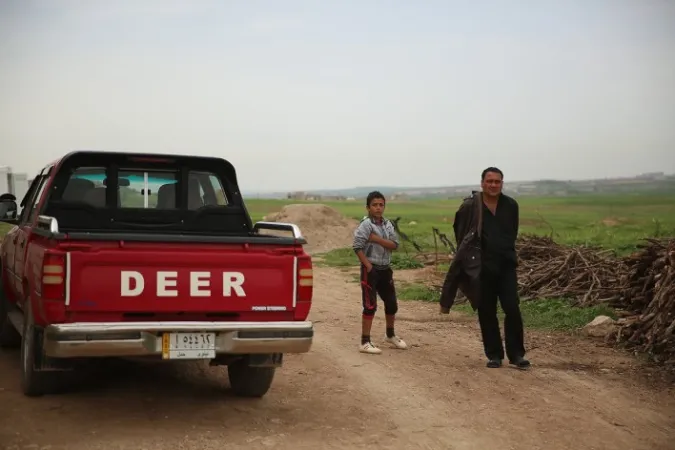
[0,193,672,332]
[4,193,671,253]
[0,222,12,238]
[393,281,617,331]
[3,193,671,248]
[245,193,675,255]
[247,193,674,332]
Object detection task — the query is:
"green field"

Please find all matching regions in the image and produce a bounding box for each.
[245,193,675,256]
[246,193,674,333]
[3,193,673,251]
[1,193,672,333]
[0,222,12,237]
[392,282,617,331]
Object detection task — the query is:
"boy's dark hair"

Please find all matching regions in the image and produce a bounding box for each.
[366,190,386,207]
[481,167,504,181]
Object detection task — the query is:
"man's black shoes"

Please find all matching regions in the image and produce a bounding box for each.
[509,356,531,369]
[486,358,502,368]
[486,356,531,369]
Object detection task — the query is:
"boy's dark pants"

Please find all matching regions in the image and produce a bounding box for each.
[477,266,525,361]
[360,265,398,317]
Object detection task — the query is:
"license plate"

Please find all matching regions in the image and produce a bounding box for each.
[161,332,216,360]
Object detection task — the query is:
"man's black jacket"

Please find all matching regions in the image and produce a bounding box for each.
[439,191,483,311]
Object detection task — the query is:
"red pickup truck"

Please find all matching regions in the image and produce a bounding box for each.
[0,151,314,398]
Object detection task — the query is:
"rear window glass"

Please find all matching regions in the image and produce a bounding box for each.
[41,154,249,235]
[63,167,229,210]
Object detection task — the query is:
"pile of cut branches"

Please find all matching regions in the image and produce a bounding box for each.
[431,232,675,365]
[515,234,623,306]
[609,238,675,366]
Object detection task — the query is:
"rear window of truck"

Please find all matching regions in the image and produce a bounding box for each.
[41,153,251,235]
[63,167,229,210]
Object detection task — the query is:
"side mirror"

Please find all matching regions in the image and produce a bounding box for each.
[0,196,18,222]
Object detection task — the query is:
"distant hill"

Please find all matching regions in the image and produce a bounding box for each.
[244,172,675,199]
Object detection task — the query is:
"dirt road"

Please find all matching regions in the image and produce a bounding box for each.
[1,266,674,450]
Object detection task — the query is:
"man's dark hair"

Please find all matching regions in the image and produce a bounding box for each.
[481,167,504,181]
[366,190,386,207]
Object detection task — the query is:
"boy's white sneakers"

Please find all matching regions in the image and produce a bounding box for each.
[359,336,408,354]
[385,335,408,350]
[359,341,382,354]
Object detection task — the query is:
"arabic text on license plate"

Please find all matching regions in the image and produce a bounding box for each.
[161,332,216,360]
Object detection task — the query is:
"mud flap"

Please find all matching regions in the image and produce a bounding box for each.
[209,353,283,368]
[247,353,283,368]
[33,327,74,372]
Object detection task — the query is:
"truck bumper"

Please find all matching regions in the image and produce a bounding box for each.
[41,321,314,358]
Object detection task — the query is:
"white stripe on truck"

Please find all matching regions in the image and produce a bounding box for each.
[292,256,298,308]
[65,252,71,306]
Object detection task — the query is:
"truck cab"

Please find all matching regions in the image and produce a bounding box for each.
[0,151,314,398]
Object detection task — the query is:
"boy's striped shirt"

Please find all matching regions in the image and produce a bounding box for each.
[352,215,400,268]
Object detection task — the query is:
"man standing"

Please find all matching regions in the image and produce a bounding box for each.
[475,167,529,369]
[442,167,530,369]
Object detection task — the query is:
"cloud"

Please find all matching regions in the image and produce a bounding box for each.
[57,0,217,21]
[248,16,304,34]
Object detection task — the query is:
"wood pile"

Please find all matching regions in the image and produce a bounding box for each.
[440,234,674,365]
[513,235,675,366]
[417,225,675,363]
[515,235,623,307]
[609,238,675,366]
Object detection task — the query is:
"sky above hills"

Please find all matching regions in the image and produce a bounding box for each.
[1,0,674,193]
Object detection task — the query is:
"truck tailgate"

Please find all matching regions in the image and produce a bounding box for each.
[66,244,298,313]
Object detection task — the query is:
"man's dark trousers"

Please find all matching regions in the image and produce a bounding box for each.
[477,266,525,361]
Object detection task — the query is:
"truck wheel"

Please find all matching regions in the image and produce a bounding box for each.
[20,299,56,397]
[227,360,276,398]
[0,294,21,349]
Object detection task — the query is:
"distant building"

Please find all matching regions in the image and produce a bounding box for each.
[390,194,410,201]
[286,191,346,201]
[0,165,30,203]
[287,191,309,200]
[321,195,347,201]
[636,172,666,180]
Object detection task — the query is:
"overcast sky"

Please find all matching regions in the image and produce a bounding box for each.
[1,0,674,192]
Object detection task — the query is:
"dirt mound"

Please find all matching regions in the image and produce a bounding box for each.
[264,204,359,254]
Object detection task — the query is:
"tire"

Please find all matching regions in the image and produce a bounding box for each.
[227,360,276,398]
[0,278,21,348]
[20,299,57,397]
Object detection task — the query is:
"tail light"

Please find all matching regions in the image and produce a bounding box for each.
[41,252,66,301]
[294,255,313,320]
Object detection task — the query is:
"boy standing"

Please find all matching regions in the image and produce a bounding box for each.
[353,191,408,354]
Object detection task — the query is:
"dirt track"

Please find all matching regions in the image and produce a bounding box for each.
[1,266,674,450]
